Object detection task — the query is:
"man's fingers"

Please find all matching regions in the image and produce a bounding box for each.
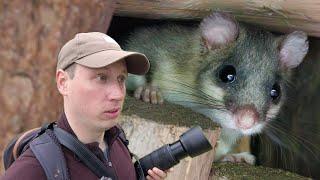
[152,167,167,178]
[147,168,163,180]
[147,167,171,179]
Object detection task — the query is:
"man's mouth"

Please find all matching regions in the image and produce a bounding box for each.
[103,107,121,119]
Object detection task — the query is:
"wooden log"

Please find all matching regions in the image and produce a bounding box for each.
[212,162,310,179]
[118,97,310,179]
[114,0,320,37]
[119,96,221,180]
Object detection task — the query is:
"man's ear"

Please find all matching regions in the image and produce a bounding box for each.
[56,69,69,96]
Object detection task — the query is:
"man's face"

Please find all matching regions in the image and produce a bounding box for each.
[65,60,127,131]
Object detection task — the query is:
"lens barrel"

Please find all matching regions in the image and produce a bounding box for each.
[136,126,212,176]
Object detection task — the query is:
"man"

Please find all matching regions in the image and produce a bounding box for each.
[3,32,169,179]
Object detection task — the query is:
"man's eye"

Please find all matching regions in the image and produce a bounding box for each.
[118,75,127,83]
[97,74,107,81]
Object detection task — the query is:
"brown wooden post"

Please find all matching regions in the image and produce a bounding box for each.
[0,0,116,172]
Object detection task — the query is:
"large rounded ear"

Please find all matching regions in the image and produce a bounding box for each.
[279,31,309,69]
[200,12,239,50]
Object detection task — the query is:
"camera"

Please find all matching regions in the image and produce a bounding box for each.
[134,126,212,176]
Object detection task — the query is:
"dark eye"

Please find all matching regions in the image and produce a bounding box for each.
[219,65,236,83]
[270,83,281,101]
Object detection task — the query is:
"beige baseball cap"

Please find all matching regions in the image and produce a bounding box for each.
[57,32,150,75]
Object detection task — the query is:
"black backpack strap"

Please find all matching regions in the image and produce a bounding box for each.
[133,154,146,180]
[53,126,117,180]
[3,136,19,170]
[117,125,129,147]
[29,130,69,180]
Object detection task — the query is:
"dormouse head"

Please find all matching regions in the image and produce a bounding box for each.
[196,12,308,135]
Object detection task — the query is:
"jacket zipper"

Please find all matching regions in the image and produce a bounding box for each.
[103,147,113,167]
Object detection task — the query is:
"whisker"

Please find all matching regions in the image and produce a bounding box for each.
[156,76,221,103]
[159,89,225,109]
[265,122,320,162]
[271,122,320,154]
[151,77,227,110]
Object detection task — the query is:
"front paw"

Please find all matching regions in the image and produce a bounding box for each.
[134,85,164,104]
[220,152,256,165]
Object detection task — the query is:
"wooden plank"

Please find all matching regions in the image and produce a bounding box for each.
[114,0,320,37]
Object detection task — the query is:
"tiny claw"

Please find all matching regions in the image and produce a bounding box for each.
[143,88,150,103]
[134,86,144,100]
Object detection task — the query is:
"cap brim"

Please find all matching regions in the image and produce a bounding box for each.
[76,50,150,75]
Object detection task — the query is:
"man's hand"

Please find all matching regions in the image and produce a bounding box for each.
[146,167,173,180]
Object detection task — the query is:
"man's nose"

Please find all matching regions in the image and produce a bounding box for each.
[108,82,125,100]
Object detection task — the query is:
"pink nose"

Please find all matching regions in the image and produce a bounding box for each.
[234,105,259,129]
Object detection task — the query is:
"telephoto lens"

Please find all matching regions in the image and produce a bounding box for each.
[135,126,212,176]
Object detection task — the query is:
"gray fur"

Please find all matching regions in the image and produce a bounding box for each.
[124,12,308,161]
